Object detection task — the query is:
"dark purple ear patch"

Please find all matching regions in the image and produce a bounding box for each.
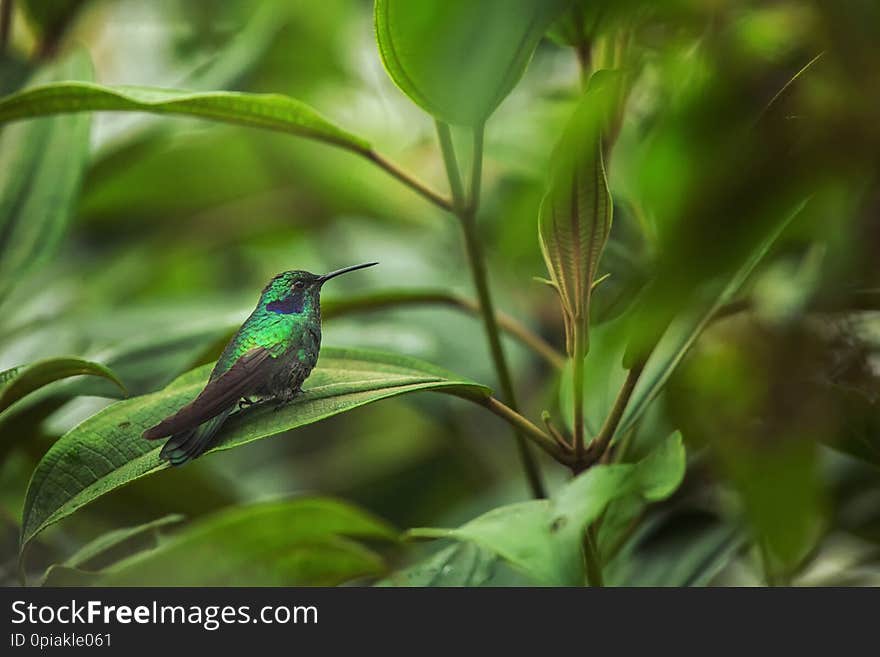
[266,293,304,314]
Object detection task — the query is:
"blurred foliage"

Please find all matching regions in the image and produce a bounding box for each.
[0,0,879,587]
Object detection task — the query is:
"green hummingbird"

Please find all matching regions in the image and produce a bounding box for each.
[143,262,378,465]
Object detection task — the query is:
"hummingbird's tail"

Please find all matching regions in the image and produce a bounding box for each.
[159,407,233,466]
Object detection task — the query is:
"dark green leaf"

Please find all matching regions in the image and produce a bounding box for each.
[20,348,490,550]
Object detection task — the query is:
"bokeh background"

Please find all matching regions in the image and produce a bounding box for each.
[1,0,879,586]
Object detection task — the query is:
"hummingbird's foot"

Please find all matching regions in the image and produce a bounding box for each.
[271,387,301,412]
[238,397,258,410]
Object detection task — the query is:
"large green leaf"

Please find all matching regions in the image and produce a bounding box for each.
[20,347,490,550]
[0,82,370,154]
[0,357,126,416]
[375,0,570,125]
[62,498,397,586]
[409,432,685,586]
[0,52,92,299]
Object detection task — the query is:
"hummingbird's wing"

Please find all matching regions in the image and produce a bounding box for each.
[143,347,274,440]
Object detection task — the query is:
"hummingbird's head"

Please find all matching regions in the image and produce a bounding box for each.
[260,262,378,314]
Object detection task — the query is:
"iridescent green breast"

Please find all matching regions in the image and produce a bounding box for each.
[212,300,320,380]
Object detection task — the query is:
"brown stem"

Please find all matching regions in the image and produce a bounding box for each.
[366,150,453,212]
[479,397,567,464]
[542,411,571,451]
[324,290,564,369]
[580,361,645,470]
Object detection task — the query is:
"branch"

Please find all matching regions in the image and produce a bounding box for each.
[366,150,453,212]
[478,397,567,465]
[323,289,564,369]
[579,360,645,471]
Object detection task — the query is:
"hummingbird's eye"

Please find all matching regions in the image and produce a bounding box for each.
[293,280,305,289]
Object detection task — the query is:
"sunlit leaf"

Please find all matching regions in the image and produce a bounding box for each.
[0,51,92,299]
[20,348,490,550]
[409,432,685,585]
[75,498,397,586]
[375,0,570,125]
[0,82,371,154]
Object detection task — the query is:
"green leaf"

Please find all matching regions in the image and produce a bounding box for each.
[539,72,619,353]
[0,357,126,415]
[0,52,92,299]
[377,543,499,587]
[84,498,396,586]
[374,0,570,126]
[409,432,685,586]
[0,82,371,154]
[20,347,490,551]
[42,514,184,585]
[616,201,808,439]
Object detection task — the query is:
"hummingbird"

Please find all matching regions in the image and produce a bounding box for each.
[143,262,378,465]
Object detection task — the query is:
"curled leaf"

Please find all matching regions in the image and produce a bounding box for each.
[539,72,620,353]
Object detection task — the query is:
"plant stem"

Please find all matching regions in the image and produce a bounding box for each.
[323,289,564,369]
[435,122,466,210]
[582,360,644,469]
[583,526,604,586]
[571,321,587,462]
[436,119,546,498]
[467,124,483,214]
[366,150,453,212]
[479,397,566,463]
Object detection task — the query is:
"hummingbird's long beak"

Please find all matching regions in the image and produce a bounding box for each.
[318,261,378,284]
